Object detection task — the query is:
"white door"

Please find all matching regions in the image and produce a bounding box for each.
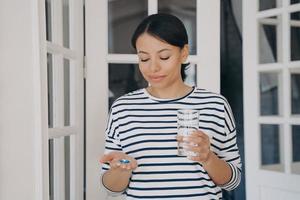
[85,0,221,199]
[243,0,300,199]
[44,0,84,199]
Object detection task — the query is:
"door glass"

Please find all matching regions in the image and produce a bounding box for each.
[108,63,147,107]
[64,59,71,126]
[46,0,52,41]
[291,0,300,4]
[108,0,148,54]
[63,0,70,48]
[260,124,284,172]
[259,0,281,11]
[259,16,281,64]
[184,64,197,87]
[158,0,197,55]
[49,137,71,200]
[49,139,54,200]
[47,53,54,128]
[259,72,280,116]
[290,12,300,61]
[292,125,300,174]
[291,73,300,115]
[64,136,71,200]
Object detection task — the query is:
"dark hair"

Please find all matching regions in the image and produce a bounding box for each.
[131,13,189,81]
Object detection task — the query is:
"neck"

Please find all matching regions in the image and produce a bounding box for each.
[147,83,193,99]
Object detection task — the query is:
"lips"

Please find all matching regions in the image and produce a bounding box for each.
[149,75,166,82]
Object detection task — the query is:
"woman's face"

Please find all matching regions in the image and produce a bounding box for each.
[136,33,188,90]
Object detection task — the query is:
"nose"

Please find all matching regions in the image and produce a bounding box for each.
[149,59,160,73]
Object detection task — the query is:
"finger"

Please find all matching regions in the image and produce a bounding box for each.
[110,160,121,169]
[188,150,211,163]
[176,135,184,142]
[131,160,138,169]
[120,162,136,171]
[99,154,114,163]
[120,164,128,169]
[182,136,205,145]
[183,143,200,153]
[183,142,210,155]
[126,164,132,170]
[190,130,209,139]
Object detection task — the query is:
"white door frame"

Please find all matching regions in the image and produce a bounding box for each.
[243,1,300,199]
[85,0,220,199]
[44,0,85,199]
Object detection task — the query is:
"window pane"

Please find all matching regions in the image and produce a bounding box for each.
[184,64,197,87]
[291,12,300,61]
[291,0,300,4]
[49,137,71,200]
[259,0,281,11]
[63,0,70,48]
[108,0,148,54]
[47,53,54,128]
[45,0,52,41]
[158,0,197,55]
[64,59,70,126]
[292,125,300,175]
[64,136,70,200]
[260,124,283,172]
[49,139,54,200]
[259,16,280,64]
[260,72,280,116]
[291,73,300,115]
[109,64,148,108]
[292,125,300,161]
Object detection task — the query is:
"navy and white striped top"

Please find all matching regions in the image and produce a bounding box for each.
[101,87,242,200]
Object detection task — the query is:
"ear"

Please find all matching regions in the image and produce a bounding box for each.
[181,44,189,63]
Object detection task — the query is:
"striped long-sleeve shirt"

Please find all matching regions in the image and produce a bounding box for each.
[101,87,242,200]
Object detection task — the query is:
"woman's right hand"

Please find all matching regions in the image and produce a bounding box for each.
[100,151,137,171]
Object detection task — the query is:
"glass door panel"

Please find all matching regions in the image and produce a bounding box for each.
[291,72,300,115]
[259,0,282,11]
[291,125,300,174]
[291,0,300,4]
[258,16,282,64]
[290,11,300,61]
[63,0,70,48]
[46,0,52,41]
[158,0,197,54]
[260,124,284,172]
[108,63,147,107]
[64,58,71,126]
[45,0,84,199]
[259,72,281,116]
[108,0,148,54]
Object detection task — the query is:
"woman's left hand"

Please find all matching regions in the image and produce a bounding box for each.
[176,130,212,164]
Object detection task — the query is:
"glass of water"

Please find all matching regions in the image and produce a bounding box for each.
[177,109,199,156]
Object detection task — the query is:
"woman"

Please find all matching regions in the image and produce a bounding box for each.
[100,13,241,199]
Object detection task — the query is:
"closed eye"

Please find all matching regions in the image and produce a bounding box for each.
[160,57,170,60]
[140,58,150,62]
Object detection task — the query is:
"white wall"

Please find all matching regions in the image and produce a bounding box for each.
[0,1,46,200]
[85,1,109,199]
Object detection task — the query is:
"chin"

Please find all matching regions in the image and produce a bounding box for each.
[149,82,169,89]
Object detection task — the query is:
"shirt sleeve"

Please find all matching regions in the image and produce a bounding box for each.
[100,106,125,196]
[217,99,242,191]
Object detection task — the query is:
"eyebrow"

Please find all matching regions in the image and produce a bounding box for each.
[138,48,171,54]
